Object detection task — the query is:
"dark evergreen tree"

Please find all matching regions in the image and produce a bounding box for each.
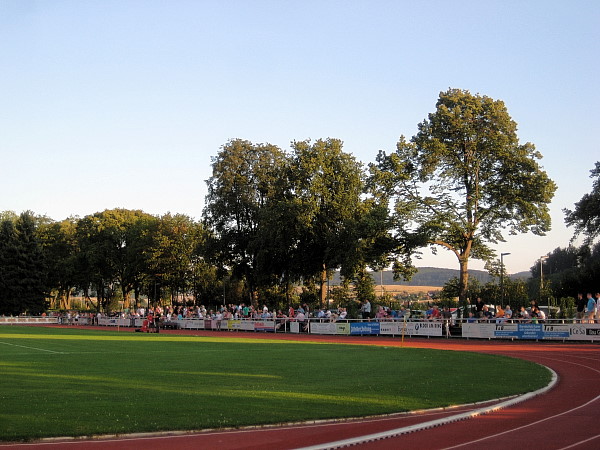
[0,219,20,314]
[0,212,48,315]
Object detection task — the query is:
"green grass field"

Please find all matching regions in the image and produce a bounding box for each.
[0,326,551,442]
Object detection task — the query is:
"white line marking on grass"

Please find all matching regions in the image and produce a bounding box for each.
[0,341,65,354]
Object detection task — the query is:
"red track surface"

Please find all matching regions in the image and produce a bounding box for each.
[2,329,599,449]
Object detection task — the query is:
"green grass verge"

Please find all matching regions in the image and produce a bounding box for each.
[0,326,551,441]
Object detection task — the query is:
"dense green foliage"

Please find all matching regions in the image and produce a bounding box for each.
[0,209,220,314]
[370,89,556,304]
[528,242,600,303]
[2,89,578,315]
[564,161,600,245]
[0,212,48,315]
[0,326,551,441]
[203,138,398,307]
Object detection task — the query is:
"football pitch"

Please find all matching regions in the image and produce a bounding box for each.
[0,326,551,442]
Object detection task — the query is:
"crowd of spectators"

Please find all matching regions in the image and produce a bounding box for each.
[575,292,600,323]
[50,291,600,327]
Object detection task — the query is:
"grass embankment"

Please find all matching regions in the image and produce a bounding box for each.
[0,326,551,441]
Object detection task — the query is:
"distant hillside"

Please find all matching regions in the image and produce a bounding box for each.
[333,267,530,287]
[512,271,531,280]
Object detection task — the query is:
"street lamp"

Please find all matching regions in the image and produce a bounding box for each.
[540,255,549,316]
[500,252,511,308]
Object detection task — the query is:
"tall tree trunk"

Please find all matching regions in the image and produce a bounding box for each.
[319,264,328,308]
[458,256,469,315]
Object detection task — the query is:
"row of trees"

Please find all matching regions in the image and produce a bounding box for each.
[523,163,600,309]
[1,88,564,315]
[0,210,222,315]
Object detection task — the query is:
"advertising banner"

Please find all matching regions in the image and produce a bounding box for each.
[240,320,256,331]
[565,324,600,340]
[462,322,600,341]
[310,322,338,335]
[0,317,59,325]
[379,322,398,335]
[179,319,204,330]
[350,322,380,335]
[98,318,130,327]
[336,322,351,335]
[402,321,443,336]
[253,320,275,332]
[226,319,242,331]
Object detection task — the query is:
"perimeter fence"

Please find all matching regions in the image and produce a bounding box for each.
[1,315,599,342]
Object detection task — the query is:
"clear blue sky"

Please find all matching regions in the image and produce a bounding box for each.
[1,0,598,273]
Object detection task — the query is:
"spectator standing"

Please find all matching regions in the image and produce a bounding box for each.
[575,293,586,322]
[586,293,596,323]
[475,298,485,319]
[361,300,371,320]
[441,307,452,336]
[295,310,306,332]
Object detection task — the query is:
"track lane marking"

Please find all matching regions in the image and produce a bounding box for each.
[557,433,600,449]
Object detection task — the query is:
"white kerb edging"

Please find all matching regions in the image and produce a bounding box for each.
[296,367,558,450]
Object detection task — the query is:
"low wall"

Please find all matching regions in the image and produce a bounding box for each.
[0,316,59,325]
[2,316,599,342]
[462,322,600,341]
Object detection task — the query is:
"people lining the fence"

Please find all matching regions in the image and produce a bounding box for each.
[56,289,600,331]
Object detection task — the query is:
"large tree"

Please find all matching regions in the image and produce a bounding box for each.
[371,88,556,302]
[76,209,156,311]
[203,139,287,304]
[564,161,600,245]
[145,213,214,305]
[0,212,48,315]
[288,138,381,306]
[38,218,79,309]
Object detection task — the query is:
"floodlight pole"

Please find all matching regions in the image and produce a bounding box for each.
[500,253,511,308]
[540,255,549,317]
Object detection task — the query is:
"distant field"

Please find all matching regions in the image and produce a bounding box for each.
[0,326,550,442]
[378,285,441,295]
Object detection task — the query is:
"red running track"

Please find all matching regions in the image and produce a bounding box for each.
[2,329,599,450]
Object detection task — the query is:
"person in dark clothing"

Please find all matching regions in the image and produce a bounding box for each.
[475,298,485,319]
[576,293,586,322]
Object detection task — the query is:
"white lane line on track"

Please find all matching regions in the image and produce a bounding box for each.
[0,341,64,354]
[531,354,600,375]
[441,393,600,449]
[439,353,600,450]
[557,433,600,449]
[296,368,559,450]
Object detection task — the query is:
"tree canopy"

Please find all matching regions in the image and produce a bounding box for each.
[564,161,600,245]
[0,212,48,315]
[1,89,568,315]
[370,88,556,302]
